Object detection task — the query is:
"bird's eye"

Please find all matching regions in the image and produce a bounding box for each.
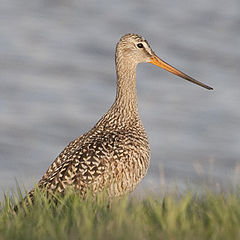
[137,43,144,48]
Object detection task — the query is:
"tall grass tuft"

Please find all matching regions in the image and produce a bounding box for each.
[1,186,240,240]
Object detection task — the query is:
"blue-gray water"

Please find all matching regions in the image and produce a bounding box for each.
[1,0,240,194]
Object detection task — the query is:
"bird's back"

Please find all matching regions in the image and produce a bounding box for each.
[37,108,150,197]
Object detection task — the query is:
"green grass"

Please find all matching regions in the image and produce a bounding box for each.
[1,187,240,240]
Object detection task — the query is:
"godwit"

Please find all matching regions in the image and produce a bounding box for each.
[28,33,212,199]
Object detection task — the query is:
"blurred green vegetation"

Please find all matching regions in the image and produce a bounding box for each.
[1,186,240,240]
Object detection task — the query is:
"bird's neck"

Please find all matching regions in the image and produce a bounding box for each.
[113,58,139,116]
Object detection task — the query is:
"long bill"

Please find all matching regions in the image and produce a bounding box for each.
[150,55,213,90]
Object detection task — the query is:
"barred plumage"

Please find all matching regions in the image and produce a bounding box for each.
[27,33,212,201]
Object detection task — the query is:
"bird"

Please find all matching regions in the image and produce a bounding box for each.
[28,33,213,200]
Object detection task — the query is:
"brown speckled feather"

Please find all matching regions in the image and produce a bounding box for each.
[38,112,150,197]
[26,33,212,202]
[27,34,152,200]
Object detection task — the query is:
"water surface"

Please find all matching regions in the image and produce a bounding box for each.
[1,0,240,194]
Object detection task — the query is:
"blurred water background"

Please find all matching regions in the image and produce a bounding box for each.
[1,0,240,195]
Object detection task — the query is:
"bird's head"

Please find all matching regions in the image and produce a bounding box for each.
[116,33,213,90]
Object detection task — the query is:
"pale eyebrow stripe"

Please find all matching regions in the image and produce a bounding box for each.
[142,42,152,56]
